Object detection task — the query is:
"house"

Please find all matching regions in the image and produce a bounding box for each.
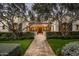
[0,16,29,32]
[72,20,79,31]
[0,15,79,32]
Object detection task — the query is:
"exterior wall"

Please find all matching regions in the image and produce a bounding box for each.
[0,15,79,32]
[62,16,71,23]
[13,16,28,32]
[14,16,24,24]
[0,16,26,32]
[72,20,79,31]
[22,21,29,32]
[51,20,59,32]
[0,21,9,32]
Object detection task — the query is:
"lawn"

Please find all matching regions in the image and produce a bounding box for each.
[47,39,79,56]
[0,39,32,55]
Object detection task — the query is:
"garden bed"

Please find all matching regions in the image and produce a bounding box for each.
[47,39,79,55]
[0,39,32,55]
[0,43,20,56]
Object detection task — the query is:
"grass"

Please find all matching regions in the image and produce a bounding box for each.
[47,39,79,56]
[0,39,33,55]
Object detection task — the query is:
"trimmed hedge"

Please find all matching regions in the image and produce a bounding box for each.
[1,31,79,40]
[46,31,79,39]
[0,32,34,41]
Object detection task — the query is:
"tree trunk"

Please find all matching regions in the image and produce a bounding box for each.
[59,23,72,37]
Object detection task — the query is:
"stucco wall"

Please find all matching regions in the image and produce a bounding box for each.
[72,20,79,31]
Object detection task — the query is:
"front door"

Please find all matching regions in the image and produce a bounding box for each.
[37,27,43,34]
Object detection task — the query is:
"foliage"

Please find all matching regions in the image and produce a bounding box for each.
[32,3,54,21]
[48,39,79,56]
[46,32,79,39]
[0,39,32,55]
[0,32,34,41]
[0,3,27,39]
[32,3,79,36]
[61,42,79,56]
[0,43,20,56]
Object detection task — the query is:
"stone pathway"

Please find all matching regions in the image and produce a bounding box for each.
[24,32,55,56]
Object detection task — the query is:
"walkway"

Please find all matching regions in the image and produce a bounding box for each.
[24,32,55,56]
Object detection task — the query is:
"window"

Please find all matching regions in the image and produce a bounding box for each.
[76,24,79,30]
[2,25,5,29]
[14,23,18,30]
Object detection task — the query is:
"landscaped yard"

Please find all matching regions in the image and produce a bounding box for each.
[0,39,33,55]
[47,39,79,56]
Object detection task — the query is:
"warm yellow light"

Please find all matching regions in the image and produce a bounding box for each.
[28,24,50,32]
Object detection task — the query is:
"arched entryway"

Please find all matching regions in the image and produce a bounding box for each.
[37,26,43,34]
[28,23,51,32]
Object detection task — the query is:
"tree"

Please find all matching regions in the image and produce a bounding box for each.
[32,3,79,36]
[52,3,70,36]
[61,3,79,36]
[28,10,35,21]
[52,3,79,36]
[32,3,53,22]
[0,3,27,39]
[32,3,69,35]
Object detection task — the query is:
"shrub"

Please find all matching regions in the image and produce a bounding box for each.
[61,42,79,56]
[0,32,34,41]
[46,32,79,39]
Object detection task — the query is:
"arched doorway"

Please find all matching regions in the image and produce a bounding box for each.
[28,23,51,32]
[37,26,43,34]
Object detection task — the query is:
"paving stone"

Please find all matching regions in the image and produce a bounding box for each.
[24,33,55,56]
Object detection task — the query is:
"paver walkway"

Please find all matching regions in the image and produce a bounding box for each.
[24,32,55,56]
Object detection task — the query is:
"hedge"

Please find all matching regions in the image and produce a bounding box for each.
[46,31,79,39]
[0,32,34,41]
[1,31,79,40]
